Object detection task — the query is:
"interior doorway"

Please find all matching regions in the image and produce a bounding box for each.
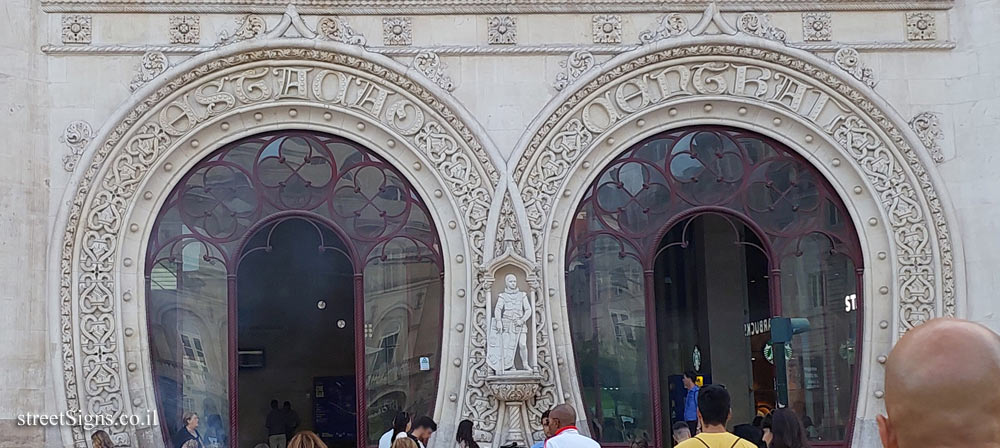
[237,217,358,448]
[653,214,775,442]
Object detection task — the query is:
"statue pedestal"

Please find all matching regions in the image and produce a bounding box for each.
[486,373,543,447]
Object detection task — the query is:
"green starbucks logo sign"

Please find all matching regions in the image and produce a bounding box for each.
[764,342,793,364]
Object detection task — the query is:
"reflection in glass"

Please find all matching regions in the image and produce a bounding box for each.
[146,131,443,448]
[566,127,862,447]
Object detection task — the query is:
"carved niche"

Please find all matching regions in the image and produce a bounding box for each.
[481,249,545,447]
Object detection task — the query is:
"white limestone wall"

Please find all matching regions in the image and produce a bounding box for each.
[0,0,54,446]
[0,1,997,447]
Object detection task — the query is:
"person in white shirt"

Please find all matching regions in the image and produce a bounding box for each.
[379,412,412,448]
[543,404,600,448]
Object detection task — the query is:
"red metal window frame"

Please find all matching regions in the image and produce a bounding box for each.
[144,130,445,448]
[565,126,864,448]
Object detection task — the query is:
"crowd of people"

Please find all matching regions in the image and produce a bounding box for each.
[88,318,1000,448]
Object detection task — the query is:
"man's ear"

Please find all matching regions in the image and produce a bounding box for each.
[877,414,896,448]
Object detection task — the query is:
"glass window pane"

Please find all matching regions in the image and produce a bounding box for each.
[780,234,859,442]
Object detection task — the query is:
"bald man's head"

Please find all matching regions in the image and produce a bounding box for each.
[547,404,577,434]
[878,318,1000,448]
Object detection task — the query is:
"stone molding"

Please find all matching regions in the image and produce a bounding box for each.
[40,40,960,56]
[50,39,503,448]
[41,0,956,14]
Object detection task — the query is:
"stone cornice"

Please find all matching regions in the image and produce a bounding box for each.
[41,0,955,14]
[40,40,958,56]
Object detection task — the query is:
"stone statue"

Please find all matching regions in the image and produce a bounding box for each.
[487,274,531,372]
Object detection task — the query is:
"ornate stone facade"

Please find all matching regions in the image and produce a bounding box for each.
[6,2,993,448]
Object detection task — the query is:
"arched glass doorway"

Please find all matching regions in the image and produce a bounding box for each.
[146,131,444,448]
[566,127,862,448]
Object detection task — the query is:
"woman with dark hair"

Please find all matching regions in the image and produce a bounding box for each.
[456,419,479,448]
[379,411,412,448]
[763,409,810,448]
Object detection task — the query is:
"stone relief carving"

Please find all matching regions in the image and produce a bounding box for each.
[217,5,366,46]
[906,12,937,41]
[411,51,456,92]
[909,111,944,163]
[640,4,792,45]
[553,50,596,92]
[487,273,533,373]
[60,46,498,447]
[495,194,525,258]
[128,51,170,92]
[317,16,367,45]
[515,44,955,336]
[168,15,200,44]
[475,249,556,446]
[60,120,95,172]
[217,14,266,44]
[736,12,786,42]
[592,15,622,44]
[62,15,92,44]
[638,13,689,44]
[488,15,517,45]
[834,47,877,88]
[383,17,412,46]
[803,12,832,41]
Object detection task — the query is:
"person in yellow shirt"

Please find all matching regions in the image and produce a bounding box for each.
[675,385,757,448]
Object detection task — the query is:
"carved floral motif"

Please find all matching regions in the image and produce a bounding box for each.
[60,121,95,172]
[411,51,455,92]
[834,47,877,88]
[169,15,200,44]
[128,51,170,92]
[909,111,944,163]
[737,12,786,42]
[383,17,412,46]
[317,16,367,45]
[638,14,688,44]
[592,15,622,44]
[62,15,92,44]
[553,50,596,92]
[217,14,266,45]
[802,12,832,41]
[906,12,936,41]
[488,15,517,45]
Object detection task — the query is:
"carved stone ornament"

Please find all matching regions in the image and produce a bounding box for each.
[834,47,878,88]
[488,15,517,45]
[411,51,455,92]
[906,12,937,41]
[495,194,525,257]
[641,3,796,44]
[515,42,957,340]
[61,15,92,44]
[128,51,170,92]
[638,13,689,44]
[383,17,412,46]
[217,5,366,46]
[57,44,498,447]
[473,245,556,444]
[169,15,200,44]
[736,12,787,42]
[592,15,622,44]
[909,112,944,163]
[217,14,266,44]
[59,120,95,172]
[553,50,596,92]
[802,12,832,41]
